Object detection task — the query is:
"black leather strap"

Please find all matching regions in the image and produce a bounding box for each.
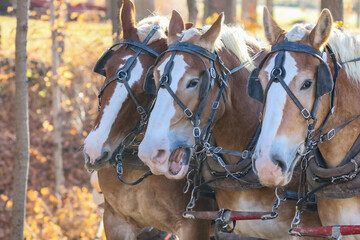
[271,41,322,59]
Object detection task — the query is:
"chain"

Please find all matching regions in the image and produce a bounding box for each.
[183,169,195,194]
[291,206,302,229]
[185,186,198,212]
[270,187,287,219]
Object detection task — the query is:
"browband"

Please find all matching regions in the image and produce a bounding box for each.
[271,41,323,60]
[122,39,160,58]
[167,42,218,61]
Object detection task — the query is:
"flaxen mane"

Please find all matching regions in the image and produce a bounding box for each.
[286,24,360,83]
[181,25,264,70]
[136,15,169,44]
[327,28,360,83]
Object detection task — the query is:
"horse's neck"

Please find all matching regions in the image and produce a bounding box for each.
[211,47,263,164]
[319,70,360,167]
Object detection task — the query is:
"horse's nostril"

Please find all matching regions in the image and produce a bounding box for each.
[84,152,90,162]
[271,155,287,173]
[154,149,166,160]
[97,151,109,161]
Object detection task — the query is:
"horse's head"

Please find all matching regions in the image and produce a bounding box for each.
[251,8,333,186]
[138,11,225,179]
[83,0,168,170]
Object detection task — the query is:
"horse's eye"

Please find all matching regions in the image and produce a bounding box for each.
[301,80,312,90]
[187,79,199,88]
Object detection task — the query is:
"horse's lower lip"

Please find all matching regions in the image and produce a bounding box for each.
[168,148,191,175]
[85,152,110,170]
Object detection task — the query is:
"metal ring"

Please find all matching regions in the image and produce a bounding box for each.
[271,67,282,77]
[117,70,127,80]
[160,75,168,85]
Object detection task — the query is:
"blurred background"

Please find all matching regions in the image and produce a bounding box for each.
[0,0,359,239]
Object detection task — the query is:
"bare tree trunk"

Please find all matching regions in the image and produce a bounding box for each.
[106,0,111,19]
[321,0,343,22]
[10,0,30,239]
[266,0,274,17]
[111,0,122,43]
[50,0,64,196]
[187,0,198,24]
[241,0,258,24]
[203,0,236,24]
[357,0,360,28]
[133,0,154,21]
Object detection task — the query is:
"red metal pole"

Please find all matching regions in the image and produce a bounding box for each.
[290,225,360,237]
[183,210,275,221]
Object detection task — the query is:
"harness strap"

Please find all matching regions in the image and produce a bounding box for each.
[122,39,159,58]
[167,42,218,61]
[320,115,360,143]
[271,41,322,59]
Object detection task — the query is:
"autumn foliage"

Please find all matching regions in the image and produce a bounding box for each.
[0,6,111,239]
[1,187,104,239]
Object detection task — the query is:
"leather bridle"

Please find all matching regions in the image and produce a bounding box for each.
[153,40,264,185]
[94,25,162,185]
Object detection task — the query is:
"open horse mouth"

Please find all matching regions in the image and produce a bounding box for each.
[168,147,191,176]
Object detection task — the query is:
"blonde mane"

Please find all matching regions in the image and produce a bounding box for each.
[327,28,360,84]
[287,24,360,84]
[136,15,169,44]
[182,25,264,71]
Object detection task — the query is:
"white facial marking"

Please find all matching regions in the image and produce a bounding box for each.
[142,55,188,148]
[84,55,144,163]
[254,52,298,161]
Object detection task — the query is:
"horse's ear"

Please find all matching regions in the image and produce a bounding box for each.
[200,12,223,46]
[121,0,138,40]
[263,7,285,45]
[168,10,185,43]
[309,9,333,50]
[185,22,194,30]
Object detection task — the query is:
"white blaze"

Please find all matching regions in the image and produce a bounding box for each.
[140,55,188,154]
[84,55,144,162]
[254,52,299,161]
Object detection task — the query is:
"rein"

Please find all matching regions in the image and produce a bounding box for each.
[254,39,360,238]
[94,25,163,185]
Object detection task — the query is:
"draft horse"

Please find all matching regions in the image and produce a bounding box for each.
[138,10,321,239]
[251,8,360,239]
[83,1,213,239]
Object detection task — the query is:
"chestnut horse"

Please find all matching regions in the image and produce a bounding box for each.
[83,1,213,239]
[251,8,360,236]
[138,11,320,239]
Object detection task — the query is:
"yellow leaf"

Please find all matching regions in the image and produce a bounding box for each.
[48,125,54,132]
[39,90,46,98]
[333,21,343,28]
[56,35,64,42]
[70,129,77,135]
[6,200,13,208]
[27,190,38,201]
[41,188,50,196]
[42,120,50,129]
[63,71,74,79]
[0,194,8,202]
